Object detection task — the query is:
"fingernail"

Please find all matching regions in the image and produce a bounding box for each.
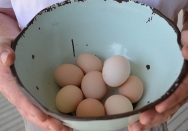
[48,126,57,131]
[1,51,9,64]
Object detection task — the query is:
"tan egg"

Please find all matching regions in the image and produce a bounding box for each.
[77,53,103,74]
[118,76,144,103]
[104,95,133,115]
[102,55,130,87]
[76,98,105,117]
[81,71,107,100]
[54,64,84,87]
[56,85,83,113]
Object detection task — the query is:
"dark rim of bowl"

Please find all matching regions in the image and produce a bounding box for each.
[10,0,188,121]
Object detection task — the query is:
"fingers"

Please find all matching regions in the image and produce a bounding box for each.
[155,73,188,113]
[18,108,69,131]
[182,45,188,60]
[128,104,180,131]
[128,121,145,131]
[181,30,188,60]
[15,91,48,122]
[0,38,70,131]
[140,105,179,126]
[0,66,48,122]
[181,30,188,46]
[0,37,15,66]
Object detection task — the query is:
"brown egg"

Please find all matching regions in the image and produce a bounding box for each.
[76,98,105,117]
[54,64,84,87]
[104,95,133,115]
[56,85,83,113]
[118,76,144,103]
[77,53,103,74]
[81,71,108,100]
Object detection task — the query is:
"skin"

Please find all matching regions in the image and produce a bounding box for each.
[0,8,70,131]
[0,7,188,131]
[128,10,188,131]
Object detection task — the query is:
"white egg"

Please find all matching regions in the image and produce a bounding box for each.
[102,55,130,87]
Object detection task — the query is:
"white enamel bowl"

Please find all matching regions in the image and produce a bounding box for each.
[11,0,188,131]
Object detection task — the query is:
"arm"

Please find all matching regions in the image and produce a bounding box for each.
[0,9,69,131]
[181,10,188,60]
[0,8,19,66]
[183,10,188,25]
[0,8,20,37]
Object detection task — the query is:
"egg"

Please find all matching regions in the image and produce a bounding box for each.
[102,55,130,87]
[118,76,144,103]
[77,53,103,74]
[81,71,107,100]
[76,98,105,117]
[54,64,84,87]
[56,85,83,113]
[104,95,133,115]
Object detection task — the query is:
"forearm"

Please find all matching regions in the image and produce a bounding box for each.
[0,8,20,38]
[182,10,188,31]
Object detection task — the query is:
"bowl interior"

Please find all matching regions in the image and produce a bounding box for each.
[12,0,184,119]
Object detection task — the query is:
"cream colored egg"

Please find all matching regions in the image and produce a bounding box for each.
[118,76,144,103]
[81,71,107,100]
[56,85,83,113]
[77,53,103,74]
[102,55,130,87]
[104,95,133,115]
[54,64,84,87]
[76,98,105,117]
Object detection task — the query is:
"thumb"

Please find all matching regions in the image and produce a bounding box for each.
[0,38,15,66]
[182,45,188,60]
[181,30,188,60]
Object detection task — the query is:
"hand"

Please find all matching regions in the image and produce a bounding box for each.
[0,37,70,131]
[128,29,188,131]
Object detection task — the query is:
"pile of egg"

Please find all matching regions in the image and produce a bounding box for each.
[54,53,144,117]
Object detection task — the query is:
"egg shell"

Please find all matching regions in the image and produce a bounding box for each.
[77,53,103,74]
[102,55,130,87]
[81,71,108,100]
[56,85,83,113]
[118,76,144,103]
[76,98,105,117]
[54,64,84,87]
[104,95,133,115]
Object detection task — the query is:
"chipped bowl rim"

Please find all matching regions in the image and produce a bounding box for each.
[10,0,188,121]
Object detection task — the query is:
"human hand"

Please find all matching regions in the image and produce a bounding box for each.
[0,37,70,131]
[128,26,188,131]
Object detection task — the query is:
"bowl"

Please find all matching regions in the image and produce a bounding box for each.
[11,0,188,131]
